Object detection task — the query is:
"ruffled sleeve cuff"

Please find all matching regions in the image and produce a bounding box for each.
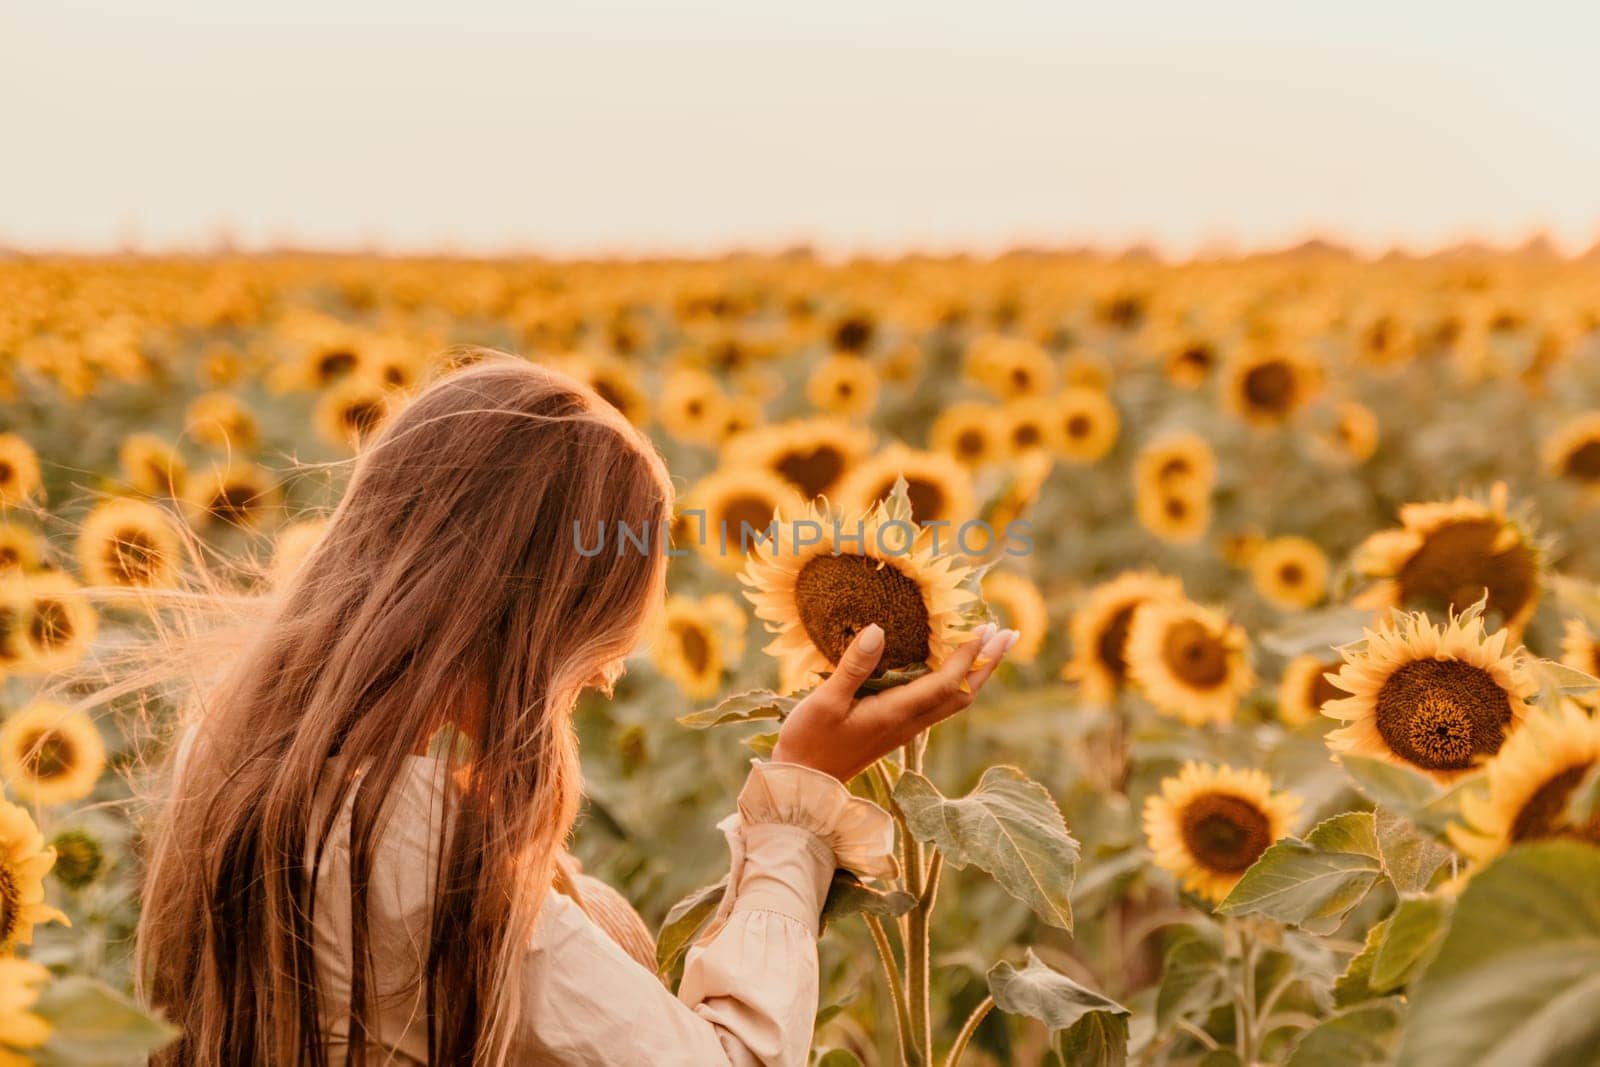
[735,759,899,880]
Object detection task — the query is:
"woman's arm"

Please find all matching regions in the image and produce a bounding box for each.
[516,761,894,1067]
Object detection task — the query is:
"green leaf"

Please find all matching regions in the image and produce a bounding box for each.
[32,977,179,1067]
[655,877,727,972]
[1156,926,1227,1030]
[677,689,798,729]
[1399,841,1600,1067]
[1218,813,1383,934]
[1333,918,1391,1007]
[1376,807,1450,893]
[1339,755,1467,837]
[1259,606,1372,658]
[988,950,1129,1046]
[1371,894,1452,992]
[895,766,1079,930]
[1307,810,1381,858]
[1533,659,1600,696]
[1054,1008,1130,1067]
[1339,755,1438,814]
[1286,1001,1404,1067]
[819,870,915,932]
[851,663,932,694]
[1562,763,1600,828]
[814,1049,865,1067]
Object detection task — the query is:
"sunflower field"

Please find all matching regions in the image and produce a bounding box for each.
[3,248,1600,1065]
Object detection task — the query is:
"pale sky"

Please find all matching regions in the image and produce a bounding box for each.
[3,1,1598,256]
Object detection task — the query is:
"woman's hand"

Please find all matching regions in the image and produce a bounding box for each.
[770,622,1019,782]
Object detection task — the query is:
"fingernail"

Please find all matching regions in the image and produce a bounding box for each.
[980,629,1009,660]
[976,622,996,644]
[858,623,884,653]
[1001,629,1020,652]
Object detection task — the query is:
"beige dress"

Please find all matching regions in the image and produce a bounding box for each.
[309,757,897,1066]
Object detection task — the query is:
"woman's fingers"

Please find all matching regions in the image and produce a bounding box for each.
[964,626,1018,695]
[813,624,886,709]
[860,624,1000,736]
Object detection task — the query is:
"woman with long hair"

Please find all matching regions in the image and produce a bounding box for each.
[136,355,1019,1065]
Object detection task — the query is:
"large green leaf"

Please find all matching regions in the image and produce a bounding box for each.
[1156,926,1227,1030]
[655,877,727,972]
[1375,807,1449,893]
[1333,918,1390,1007]
[1286,1001,1404,1067]
[1339,756,1466,837]
[819,870,915,932]
[895,766,1079,930]
[1053,1009,1130,1067]
[1371,894,1452,992]
[677,689,798,728]
[1218,812,1382,934]
[1399,841,1600,1067]
[988,950,1129,1053]
[32,977,179,1067]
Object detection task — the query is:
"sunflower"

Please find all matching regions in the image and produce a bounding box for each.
[658,367,731,447]
[1127,598,1255,726]
[651,593,747,698]
[1449,701,1600,866]
[683,467,805,575]
[1054,388,1120,464]
[741,497,974,687]
[1135,477,1211,545]
[1001,397,1063,458]
[545,351,651,427]
[1143,763,1300,904]
[1324,609,1537,783]
[118,433,187,497]
[366,338,427,392]
[1352,483,1541,636]
[1134,432,1216,494]
[1162,334,1219,388]
[271,518,330,588]
[980,571,1047,664]
[0,798,69,948]
[0,436,41,509]
[0,702,106,806]
[807,354,880,418]
[1219,525,1266,568]
[76,497,182,589]
[0,956,51,1061]
[721,417,875,499]
[184,391,259,451]
[0,525,40,575]
[1063,572,1185,704]
[963,335,1057,399]
[1328,401,1380,463]
[1544,412,1600,493]
[835,446,977,527]
[314,377,394,450]
[827,309,878,354]
[10,572,98,676]
[982,450,1055,549]
[1222,346,1320,426]
[1059,348,1114,390]
[1250,536,1329,611]
[1277,654,1349,727]
[931,402,1004,468]
[183,463,279,529]
[1561,619,1600,707]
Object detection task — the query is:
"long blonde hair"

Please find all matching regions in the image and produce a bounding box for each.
[136,355,673,1064]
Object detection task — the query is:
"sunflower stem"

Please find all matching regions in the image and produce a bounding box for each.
[943,994,993,1067]
[866,914,916,1067]
[900,738,935,1061]
[1230,919,1261,1066]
